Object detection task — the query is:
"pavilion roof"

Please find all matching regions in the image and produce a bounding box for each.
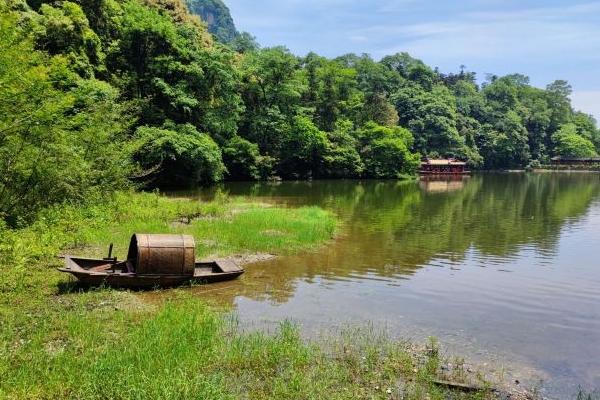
[421,159,467,166]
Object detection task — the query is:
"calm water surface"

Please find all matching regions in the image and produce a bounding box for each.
[180,174,600,397]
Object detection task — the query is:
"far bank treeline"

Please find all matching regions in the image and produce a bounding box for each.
[1,0,599,225]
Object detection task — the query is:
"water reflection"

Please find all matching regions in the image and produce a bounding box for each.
[173,173,600,397]
[419,175,469,192]
[192,174,598,285]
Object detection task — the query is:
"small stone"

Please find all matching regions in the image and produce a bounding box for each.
[386,388,392,394]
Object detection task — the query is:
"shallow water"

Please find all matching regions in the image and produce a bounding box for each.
[178,173,600,398]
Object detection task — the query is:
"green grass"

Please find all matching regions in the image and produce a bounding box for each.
[1,190,336,262]
[1,295,493,399]
[0,191,496,399]
[0,191,336,299]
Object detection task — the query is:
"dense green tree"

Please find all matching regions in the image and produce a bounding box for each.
[552,124,598,158]
[314,61,341,130]
[278,116,328,178]
[572,112,600,150]
[482,76,520,113]
[352,54,401,95]
[381,52,439,90]
[449,79,485,166]
[230,31,259,53]
[238,47,303,156]
[29,1,103,77]
[321,120,364,178]
[546,80,573,133]
[301,55,359,131]
[240,47,302,115]
[134,122,224,187]
[519,86,552,162]
[109,0,241,138]
[0,6,132,225]
[222,135,264,180]
[477,77,537,168]
[439,66,477,88]
[451,79,485,119]
[360,93,399,127]
[356,123,420,178]
[392,83,464,156]
[341,54,401,126]
[478,111,530,168]
[3,0,600,228]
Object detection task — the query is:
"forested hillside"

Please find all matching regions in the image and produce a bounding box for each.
[1,0,599,225]
[185,0,237,43]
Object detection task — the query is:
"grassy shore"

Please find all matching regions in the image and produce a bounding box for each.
[1,191,505,399]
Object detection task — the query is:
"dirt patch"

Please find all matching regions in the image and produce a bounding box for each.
[200,253,276,266]
[170,214,221,227]
[45,338,68,356]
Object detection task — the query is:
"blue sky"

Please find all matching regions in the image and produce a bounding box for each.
[224,0,600,121]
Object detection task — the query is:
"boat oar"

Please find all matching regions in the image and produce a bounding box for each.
[103,243,117,262]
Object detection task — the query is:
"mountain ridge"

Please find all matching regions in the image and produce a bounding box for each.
[185,0,238,43]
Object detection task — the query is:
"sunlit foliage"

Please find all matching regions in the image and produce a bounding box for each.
[1,0,599,225]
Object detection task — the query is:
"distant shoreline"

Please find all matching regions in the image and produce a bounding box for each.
[475,168,600,173]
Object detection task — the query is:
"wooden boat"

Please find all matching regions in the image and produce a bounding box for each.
[58,234,244,288]
[59,257,244,288]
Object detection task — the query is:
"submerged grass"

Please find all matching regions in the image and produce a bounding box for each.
[0,191,498,399]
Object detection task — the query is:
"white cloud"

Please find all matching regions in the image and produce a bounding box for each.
[371,3,600,60]
[571,91,600,122]
[360,2,600,91]
[224,0,600,93]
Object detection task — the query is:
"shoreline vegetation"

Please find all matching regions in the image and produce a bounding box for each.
[2,0,600,228]
[1,191,538,400]
[1,0,599,397]
[480,168,600,173]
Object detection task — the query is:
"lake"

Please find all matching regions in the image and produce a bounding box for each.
[182,173,600,398]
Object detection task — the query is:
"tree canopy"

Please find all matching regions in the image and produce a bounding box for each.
[1,0,599,225]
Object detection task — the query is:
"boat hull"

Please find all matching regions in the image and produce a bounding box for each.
[59,257,244,288]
